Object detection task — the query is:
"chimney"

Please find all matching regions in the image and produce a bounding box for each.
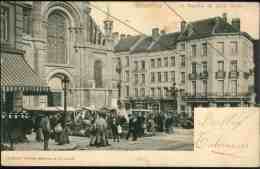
[181,21,186,32]
[222,13,227,22]
[112,32,119,41]
[160,30,166,35]
[231,18,240,31]
[152,28,160,39]
[120,34,126,40]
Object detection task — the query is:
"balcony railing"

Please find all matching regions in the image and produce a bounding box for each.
[182,92,250,98]
[127,96,177,101]
[244,72,250,79]
[229,71,239,79]
[215,71,226,79]
[189,73,198,80]
[199,72,208,79]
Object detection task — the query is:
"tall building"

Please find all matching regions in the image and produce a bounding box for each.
[114,13,255,117]
[254,40,260,105]
[1,1,119,109]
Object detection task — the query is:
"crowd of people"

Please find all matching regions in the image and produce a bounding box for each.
[2,109,180,150]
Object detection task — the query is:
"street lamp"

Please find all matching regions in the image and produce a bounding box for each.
[61,76,70,122]
[171,82,184,115]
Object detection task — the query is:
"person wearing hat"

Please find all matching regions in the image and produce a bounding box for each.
[126,114,137,141]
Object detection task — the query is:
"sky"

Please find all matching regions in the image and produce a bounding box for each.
[90,1,259,39]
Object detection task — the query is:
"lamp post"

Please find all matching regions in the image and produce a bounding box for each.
[116,57,122,109]
[62,76,70,122]
[171,82,184,115]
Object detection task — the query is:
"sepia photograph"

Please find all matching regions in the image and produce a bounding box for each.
[0,0,259,157]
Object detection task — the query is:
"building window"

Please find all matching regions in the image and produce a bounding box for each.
[192,62,197,73]
[218,61,224,72]
[180,43,185,50]
[47,11,68,64]
[192,81,196,96]
[151,72,155,83]
[125,71,129,82]
[125,56,129,66]
[141,60,145,70]
[134,74,138,84]
[151,88,155,96]
[202,62,207,73]
[158,88,162,97]
[230,41,238,55]
[158,72,162,82]
[0,6,9,42]
[191,45,197,57]
[230,60,237,72]
[202,80,207,96]
[151,59,155,68]
[141,74,145,83]
[181,105,185,114]
[181,72,185,84]
[135,88,138,97]
[126,86,129,97]
[140,88,145,97]
[23,8,32,35]
[157,58,162,67]
[164,57,168,67]
[170,56,175,66]
[217,42,224,55]
[94,60,103,88]
[164,87,168,97]
[218,80,224,96]
[181,55,185,66]
[134,61,138,70]
[231,80,237,96]
[164,72,168,82]
[170,71,175,82]
[202,43,207,56]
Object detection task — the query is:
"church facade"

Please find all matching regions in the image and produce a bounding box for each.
[16,1,118,109]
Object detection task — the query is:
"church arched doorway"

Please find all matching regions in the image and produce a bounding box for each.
[47,73,71,107]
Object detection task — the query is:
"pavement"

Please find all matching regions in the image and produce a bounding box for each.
[9,128,193,151]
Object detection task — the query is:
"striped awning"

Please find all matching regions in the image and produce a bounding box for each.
[1,52,50,94]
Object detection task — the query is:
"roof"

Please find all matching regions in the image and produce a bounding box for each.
[114,16,254,53]
[1,51,49,94]
[149,32,181,52]
[177,17,249,41]
[131,36,153,53]
[114,35,141,52]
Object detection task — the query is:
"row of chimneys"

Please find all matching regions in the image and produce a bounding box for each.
[112,29,166,41]
[151,13,241,39]
[112,32,132,41]
[112,13,240,41]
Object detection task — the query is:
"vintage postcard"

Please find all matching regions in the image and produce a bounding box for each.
[1,1,259,167]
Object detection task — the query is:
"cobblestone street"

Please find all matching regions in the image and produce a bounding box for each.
[12,128,193,151]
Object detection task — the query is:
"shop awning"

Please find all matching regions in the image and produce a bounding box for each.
[1,53,50,94]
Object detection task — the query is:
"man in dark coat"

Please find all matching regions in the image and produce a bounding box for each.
[126,114,137,141]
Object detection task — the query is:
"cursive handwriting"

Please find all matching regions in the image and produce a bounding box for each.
[195,110,253,157]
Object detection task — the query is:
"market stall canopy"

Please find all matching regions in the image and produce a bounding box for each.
[79,106,98,112]
[1,53,49,94]
[100,106,117,112]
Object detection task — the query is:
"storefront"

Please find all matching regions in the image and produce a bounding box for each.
[1,49,49,144]
[124,97,177,114]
